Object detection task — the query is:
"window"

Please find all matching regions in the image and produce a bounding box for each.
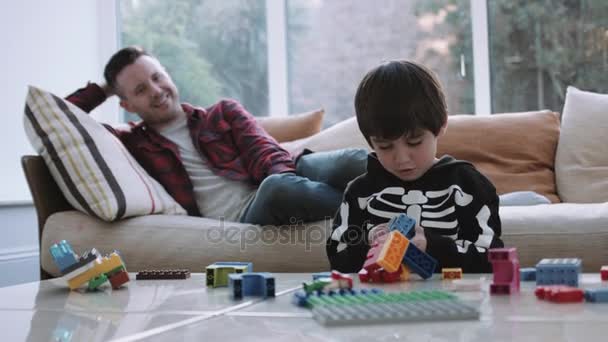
[488,0,608,113]
[286,0,475,126]
[120,0,269,121]
[119,0,608,124]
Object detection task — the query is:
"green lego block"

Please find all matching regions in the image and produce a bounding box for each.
[87,273,108,291]
[205,264,249,287]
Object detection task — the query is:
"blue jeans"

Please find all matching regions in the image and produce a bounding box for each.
[239,148,368,225]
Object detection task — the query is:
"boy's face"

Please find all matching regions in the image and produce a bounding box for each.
[115,55,182,129]
[370,124,447,182]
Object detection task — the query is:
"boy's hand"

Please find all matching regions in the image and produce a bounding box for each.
[368,223,389,244]
[410,225,427,252]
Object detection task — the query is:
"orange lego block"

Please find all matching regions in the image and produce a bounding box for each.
[442,268,463,280]
[377,231,409,273]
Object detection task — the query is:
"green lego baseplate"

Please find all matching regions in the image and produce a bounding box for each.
[307,289,479,326]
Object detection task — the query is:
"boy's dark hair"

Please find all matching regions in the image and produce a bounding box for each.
[354,60,447,145]
[104,46,150,96]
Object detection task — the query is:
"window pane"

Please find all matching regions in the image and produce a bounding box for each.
[120,0,268,122]
[489,0,608,113]
[286,0,475,127]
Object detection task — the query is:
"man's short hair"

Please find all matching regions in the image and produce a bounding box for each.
[104,46,150,97]
[354,60,447,145]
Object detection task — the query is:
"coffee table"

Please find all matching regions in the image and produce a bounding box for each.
[1,273,607,341]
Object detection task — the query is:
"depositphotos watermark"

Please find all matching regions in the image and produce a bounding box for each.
[203,217,334,252]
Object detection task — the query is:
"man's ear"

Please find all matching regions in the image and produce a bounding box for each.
[119,99,132,113]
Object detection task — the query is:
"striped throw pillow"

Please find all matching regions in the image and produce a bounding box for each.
[23,86,186,221]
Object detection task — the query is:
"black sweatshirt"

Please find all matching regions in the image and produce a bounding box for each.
[327,154,503,274]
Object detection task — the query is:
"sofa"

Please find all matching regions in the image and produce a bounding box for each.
[25,86,608,278]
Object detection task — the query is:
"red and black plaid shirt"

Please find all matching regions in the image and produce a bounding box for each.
[66,83,296,216]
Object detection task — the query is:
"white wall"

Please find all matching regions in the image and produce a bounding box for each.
[0,0,118,203]
[0,0,119,286]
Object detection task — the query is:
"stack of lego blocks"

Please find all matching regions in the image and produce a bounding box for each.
[488,247,520,295]
[359,214,437,283]
[205,261,275,300]
[49,240,129,291]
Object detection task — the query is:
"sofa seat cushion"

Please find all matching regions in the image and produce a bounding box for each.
[40,211,330,277]
[500,202,608,272]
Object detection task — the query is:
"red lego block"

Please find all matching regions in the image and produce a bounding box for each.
[380,267,402,283]
[536,286,584,303]
[442,268,463,280]
[488,247,520,295]
[601,266,608,281]
[330,270,353,289]
[358,267,403,283]
[108,270,130,289]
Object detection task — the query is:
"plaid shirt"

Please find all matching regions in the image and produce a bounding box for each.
[66,83,296,217]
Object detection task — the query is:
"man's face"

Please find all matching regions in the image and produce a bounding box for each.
[116,55,182,128]
[370,125,446,182]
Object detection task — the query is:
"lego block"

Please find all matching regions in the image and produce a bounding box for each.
[358,266,405,283]
[492,259,520,285]
[302,278,332,294]
[136,269,191,280]
[442,268,463,280]
[387,213,416,239]
[211,262,253,273]
[363,231,409,273]
[61,248,102,276]
[229,272,275,299]
[536,258,581,287]
[520,267,536,281]
[67,252,126,290]
[488,248,518,263]
[49,240,79,273]
[329,271,353,289]
[584,288,608,303]
[402,243,437,279]
[535,286,584,303]
[87,273,108,291]
[601,266,608,281]
[310,289,479,326]
[292,288,383,308]
[108,269,130,289]
[400,265,410,281]
[206,264,248,287]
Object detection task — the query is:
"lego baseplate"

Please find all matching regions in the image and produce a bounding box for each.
[308,289,479,326]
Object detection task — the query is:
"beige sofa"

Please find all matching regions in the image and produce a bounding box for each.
[26,89,608,277]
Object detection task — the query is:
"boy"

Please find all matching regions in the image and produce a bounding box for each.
[326,60,503,273]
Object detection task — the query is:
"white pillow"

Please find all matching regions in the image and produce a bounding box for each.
[555,86,608,203]
[282,116,370,154]
[24,86,186,221]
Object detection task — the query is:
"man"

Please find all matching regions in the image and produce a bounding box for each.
[67,46,367,225]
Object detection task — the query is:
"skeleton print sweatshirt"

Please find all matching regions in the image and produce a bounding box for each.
[327,154,503,274]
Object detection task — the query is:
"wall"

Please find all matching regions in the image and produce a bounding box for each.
[0,0,118,287]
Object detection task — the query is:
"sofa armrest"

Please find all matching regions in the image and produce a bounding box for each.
[21,155,73,279]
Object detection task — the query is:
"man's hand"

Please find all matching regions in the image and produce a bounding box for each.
[367,223,389,244]
[410,225,427,252]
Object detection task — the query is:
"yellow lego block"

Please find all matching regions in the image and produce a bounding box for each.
[442,267,463,280]
[67,253,125,290]
[400,264,411,281]
[377,231,409,273]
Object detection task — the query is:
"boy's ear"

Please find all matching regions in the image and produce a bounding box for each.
[438,121,448,137]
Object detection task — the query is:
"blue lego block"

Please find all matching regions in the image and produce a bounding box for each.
[520,267,536,281]
[212,262,253,273]
[388,213,416,239]
[49,240,79,273]
[536,258,581,287]
[229,272,275,300]
[402,243,437,279]
[584,288,608,303]
[312,272,332,281]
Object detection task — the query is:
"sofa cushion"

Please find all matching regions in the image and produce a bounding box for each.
[437,111,561,202]
[282,116,368,153]
[555,87,608,203]
[257,108,324,143]
[23,86,186,221]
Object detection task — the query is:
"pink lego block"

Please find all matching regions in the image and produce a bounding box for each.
[488,247,520,295]
[488,247,518,263]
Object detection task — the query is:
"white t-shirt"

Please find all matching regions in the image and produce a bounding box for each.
[159,116,256,221]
